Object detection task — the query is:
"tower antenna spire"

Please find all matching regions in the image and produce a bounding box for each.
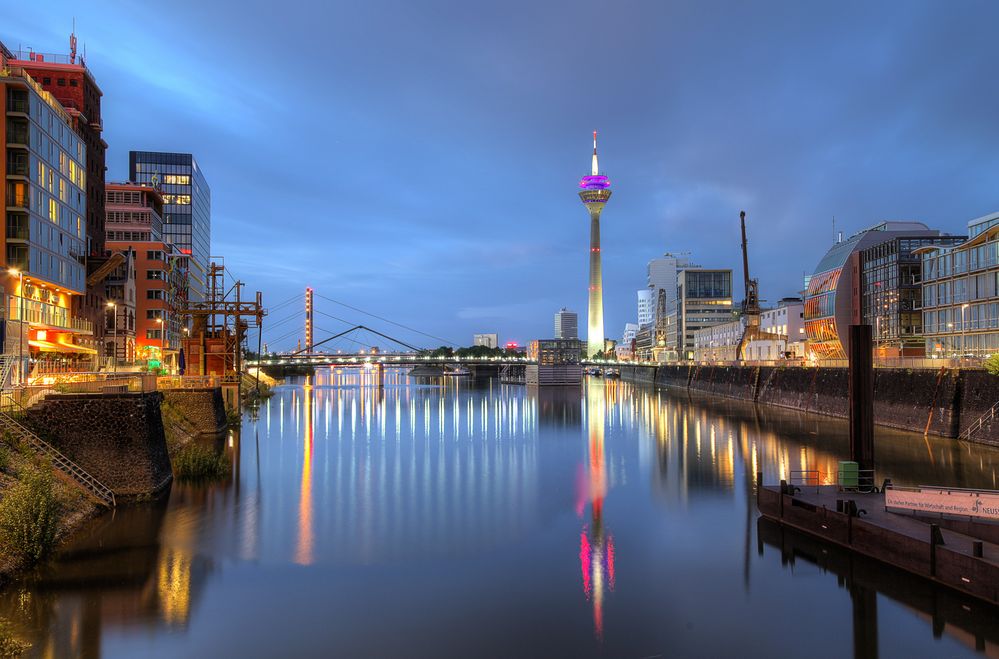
[591,130,599,176]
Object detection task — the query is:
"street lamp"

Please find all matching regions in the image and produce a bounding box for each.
[962,303,970,361]
[8,269,23,385]
[106,301,117,372]
[156,317,164,361]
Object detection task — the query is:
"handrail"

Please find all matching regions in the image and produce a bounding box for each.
[959,399,999,441]
[0,410,115,507]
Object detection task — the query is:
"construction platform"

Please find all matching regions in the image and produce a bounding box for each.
[757,484,999,605]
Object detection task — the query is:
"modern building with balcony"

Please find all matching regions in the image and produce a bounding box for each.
[918,211,999,358]
[804,221,949,360]
[10,38,110,358]
[129,151,210,305]
[1,48,95,375]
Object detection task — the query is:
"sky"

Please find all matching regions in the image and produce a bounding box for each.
[4,0,999,351]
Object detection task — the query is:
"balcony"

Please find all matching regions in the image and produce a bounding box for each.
[5,96,28,114]
[8,297,94,334]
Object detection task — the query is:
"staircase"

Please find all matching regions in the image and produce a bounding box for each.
[0,411,116,507]
[959,400,999,443]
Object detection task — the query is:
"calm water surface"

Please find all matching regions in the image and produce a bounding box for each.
[4,368,999,658]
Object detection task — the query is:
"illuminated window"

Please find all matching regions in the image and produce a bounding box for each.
[48,198,58,222]
[163,175,190,185]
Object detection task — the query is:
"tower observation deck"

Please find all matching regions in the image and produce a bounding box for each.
[579,131,612,357]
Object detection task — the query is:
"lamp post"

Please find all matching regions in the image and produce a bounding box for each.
[8,269,23,385]
[106,301,117,372]
[962,303,970,363]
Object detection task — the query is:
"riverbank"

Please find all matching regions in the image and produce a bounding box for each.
[619,364,999,445]
[0,440,102,587]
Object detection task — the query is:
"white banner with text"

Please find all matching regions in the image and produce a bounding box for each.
[885,487,999,521]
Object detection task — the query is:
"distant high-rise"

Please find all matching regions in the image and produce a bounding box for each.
[473,333,498,349]
[554,308,578,339]
[129,151,210,304]
[578,132,612,357]
[637,289,655,328]
[647,253,693,308]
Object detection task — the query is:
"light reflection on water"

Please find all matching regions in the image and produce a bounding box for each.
[2,368,999,657]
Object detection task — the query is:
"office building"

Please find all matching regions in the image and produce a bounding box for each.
[637,289,655,327]
[919,211,999,357]
[647,252,693,309]
[578,132,612,357]
[103,247,136,363]
[473,333,498,349]
[105,183,187,368]
[693,315,747,362]
[554,307,578,339]
[664,268,734,361]
[804,221,950,359]
[9,37,108,356]
[526,338,583,386]
[129,151,210,304]
[1,48,95,376]
[861,234,964,356]
[744,298,807,361]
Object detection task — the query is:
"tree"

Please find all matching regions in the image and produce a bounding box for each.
[985,353,999,376]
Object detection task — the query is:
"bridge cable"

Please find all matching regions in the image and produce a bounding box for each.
[313,293,458,347]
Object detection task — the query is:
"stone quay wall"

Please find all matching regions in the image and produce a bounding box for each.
[160,388,227,437]
[23,392,173,497]
[620,364,999,446]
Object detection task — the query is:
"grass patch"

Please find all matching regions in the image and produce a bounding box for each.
[0,464,59,563]
[0,617,30,657]
[173,443,230,482]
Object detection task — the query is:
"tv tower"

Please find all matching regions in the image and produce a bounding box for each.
[579,131,612,357]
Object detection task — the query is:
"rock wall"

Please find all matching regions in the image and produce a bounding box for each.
[160,388,227,437]
[621,364,999,444]
[24,392,172,497]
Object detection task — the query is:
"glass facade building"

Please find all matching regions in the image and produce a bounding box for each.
[663,268,734,361]
[129,151,210,304]
[804,222,942,360]
[4,76,87,293]
[861,235,964,355]
[918,212,999,357]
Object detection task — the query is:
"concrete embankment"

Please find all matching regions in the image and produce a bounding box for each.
[619,364,999,445]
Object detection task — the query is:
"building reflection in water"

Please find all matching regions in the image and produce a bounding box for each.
[7,370,999,655]
[295,377,315,565]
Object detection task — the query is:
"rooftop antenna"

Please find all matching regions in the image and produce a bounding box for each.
[832,216,836,243]
[70,18,77,64]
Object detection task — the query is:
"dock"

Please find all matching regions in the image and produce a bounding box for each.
[757,483,999,605]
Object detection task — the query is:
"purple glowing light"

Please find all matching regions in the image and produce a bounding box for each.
[579,175,611,190]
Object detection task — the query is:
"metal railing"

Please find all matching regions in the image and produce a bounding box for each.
[960,400,999,442]
[789,469,823,492]
[838,468,877,493]
[0,409,115,507]
[157,375,219,389]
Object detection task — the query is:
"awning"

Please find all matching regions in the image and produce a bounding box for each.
[29,339,98,355]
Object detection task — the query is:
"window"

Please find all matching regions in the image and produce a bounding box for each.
[146,270,164,280]
[146,290,165,300]
[57,78,66,87]
[69,79,78,87]
[146,329,162,339]
[146,310,163,320]
[163,175,190,185]
[146,250,164,261]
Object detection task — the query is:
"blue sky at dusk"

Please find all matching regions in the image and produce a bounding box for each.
[5,1,998,349]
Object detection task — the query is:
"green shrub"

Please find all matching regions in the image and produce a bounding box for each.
[226,408,242,428]
[0,617,30,657]
[986,354,999,376]
[173,443,230,481]
[0,465,59,563]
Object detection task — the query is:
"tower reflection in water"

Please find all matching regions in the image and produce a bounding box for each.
[579,382,614,640]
